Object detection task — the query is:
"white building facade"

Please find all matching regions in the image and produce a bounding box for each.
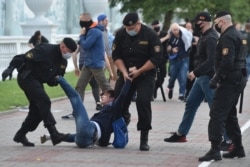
[0,0,124,79]
[0,0,124,38]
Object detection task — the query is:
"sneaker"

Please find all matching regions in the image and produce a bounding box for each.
[40,134,50,144]
[178,96,185,102]
[164,132,187,143]
[61,113,74,120]
[221,140,234,152]
[168,89,173,99]
[96,103,103,110]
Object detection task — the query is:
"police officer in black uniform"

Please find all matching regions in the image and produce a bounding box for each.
[199,11,248,161]
[112,12,162,151]
[2,37,77,147]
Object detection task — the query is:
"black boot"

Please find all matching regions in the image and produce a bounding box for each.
[198,141,222,161]
[223,146,245,158]
[140,130,150,151]
[47,125,69,146]
[13,128,34,147]
[223,138,245,158]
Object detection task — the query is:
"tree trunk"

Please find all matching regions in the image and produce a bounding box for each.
[163,10,174,31]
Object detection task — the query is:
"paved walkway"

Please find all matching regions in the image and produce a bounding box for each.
[1,80,250,167]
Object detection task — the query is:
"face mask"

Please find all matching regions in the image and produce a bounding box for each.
[214,23,222,33]
[62,52,72,60]
[79,20,93,28]
[194,23,202,32]
[153,26,160,32]
[126,29,137,36]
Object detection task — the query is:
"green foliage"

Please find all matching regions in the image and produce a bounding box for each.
[109,0,250,29]
[0,72,81,112]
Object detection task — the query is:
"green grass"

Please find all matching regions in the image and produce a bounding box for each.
[0,72,90,112]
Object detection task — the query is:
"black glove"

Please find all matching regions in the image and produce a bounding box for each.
[209,75,219,89]
[47,78,58,87]
[2,66,14,81]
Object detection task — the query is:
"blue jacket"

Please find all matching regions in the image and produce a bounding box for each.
[79,24,105,68]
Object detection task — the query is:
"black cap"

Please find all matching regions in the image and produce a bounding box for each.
[214,11,231,20]
[63,37,77,52]
[194,11,212,22]
[151,20,159,25]
[123,12,139,26]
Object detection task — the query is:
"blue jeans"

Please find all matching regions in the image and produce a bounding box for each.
[178,75,214,135]
[168,57,189,96]
[58,76,96,148]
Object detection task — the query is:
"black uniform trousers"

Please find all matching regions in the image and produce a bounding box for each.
[17,74,56,132]
[208,70,247,143]
[115,73,155,131]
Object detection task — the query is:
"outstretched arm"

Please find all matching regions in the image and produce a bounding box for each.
[112,79,132,118]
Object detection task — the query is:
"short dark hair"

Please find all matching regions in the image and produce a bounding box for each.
[245,23,250,30]
[101,90,115,98]
[34,30,41,38]
[151,20,159,26]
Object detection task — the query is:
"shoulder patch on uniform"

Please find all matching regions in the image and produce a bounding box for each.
[139,41,148,45]
[25,52,33,59]
[242,39,247,45]
[222,48,228,56]
[154,46,161,53]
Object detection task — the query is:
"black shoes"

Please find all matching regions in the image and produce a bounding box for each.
[198,149,222,161]
[178,96,185,102]
[140,141,150,151]
[223,146,245,158]
[199,146,245,161]
[61,113,74,120]
[164,132,187,143]
[140,130,150,151]
[50,133,69,146]
[13,133,34,147]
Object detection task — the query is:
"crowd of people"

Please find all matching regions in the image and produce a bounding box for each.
[2,9,250,163]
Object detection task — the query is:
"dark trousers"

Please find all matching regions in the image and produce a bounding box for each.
[208,72,247,143]
[79,64,99,103]
[115,73,155,131]
[17,74,56,132]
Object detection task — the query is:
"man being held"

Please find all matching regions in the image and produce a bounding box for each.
[167,23,193,101]
[41,76,131,148]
